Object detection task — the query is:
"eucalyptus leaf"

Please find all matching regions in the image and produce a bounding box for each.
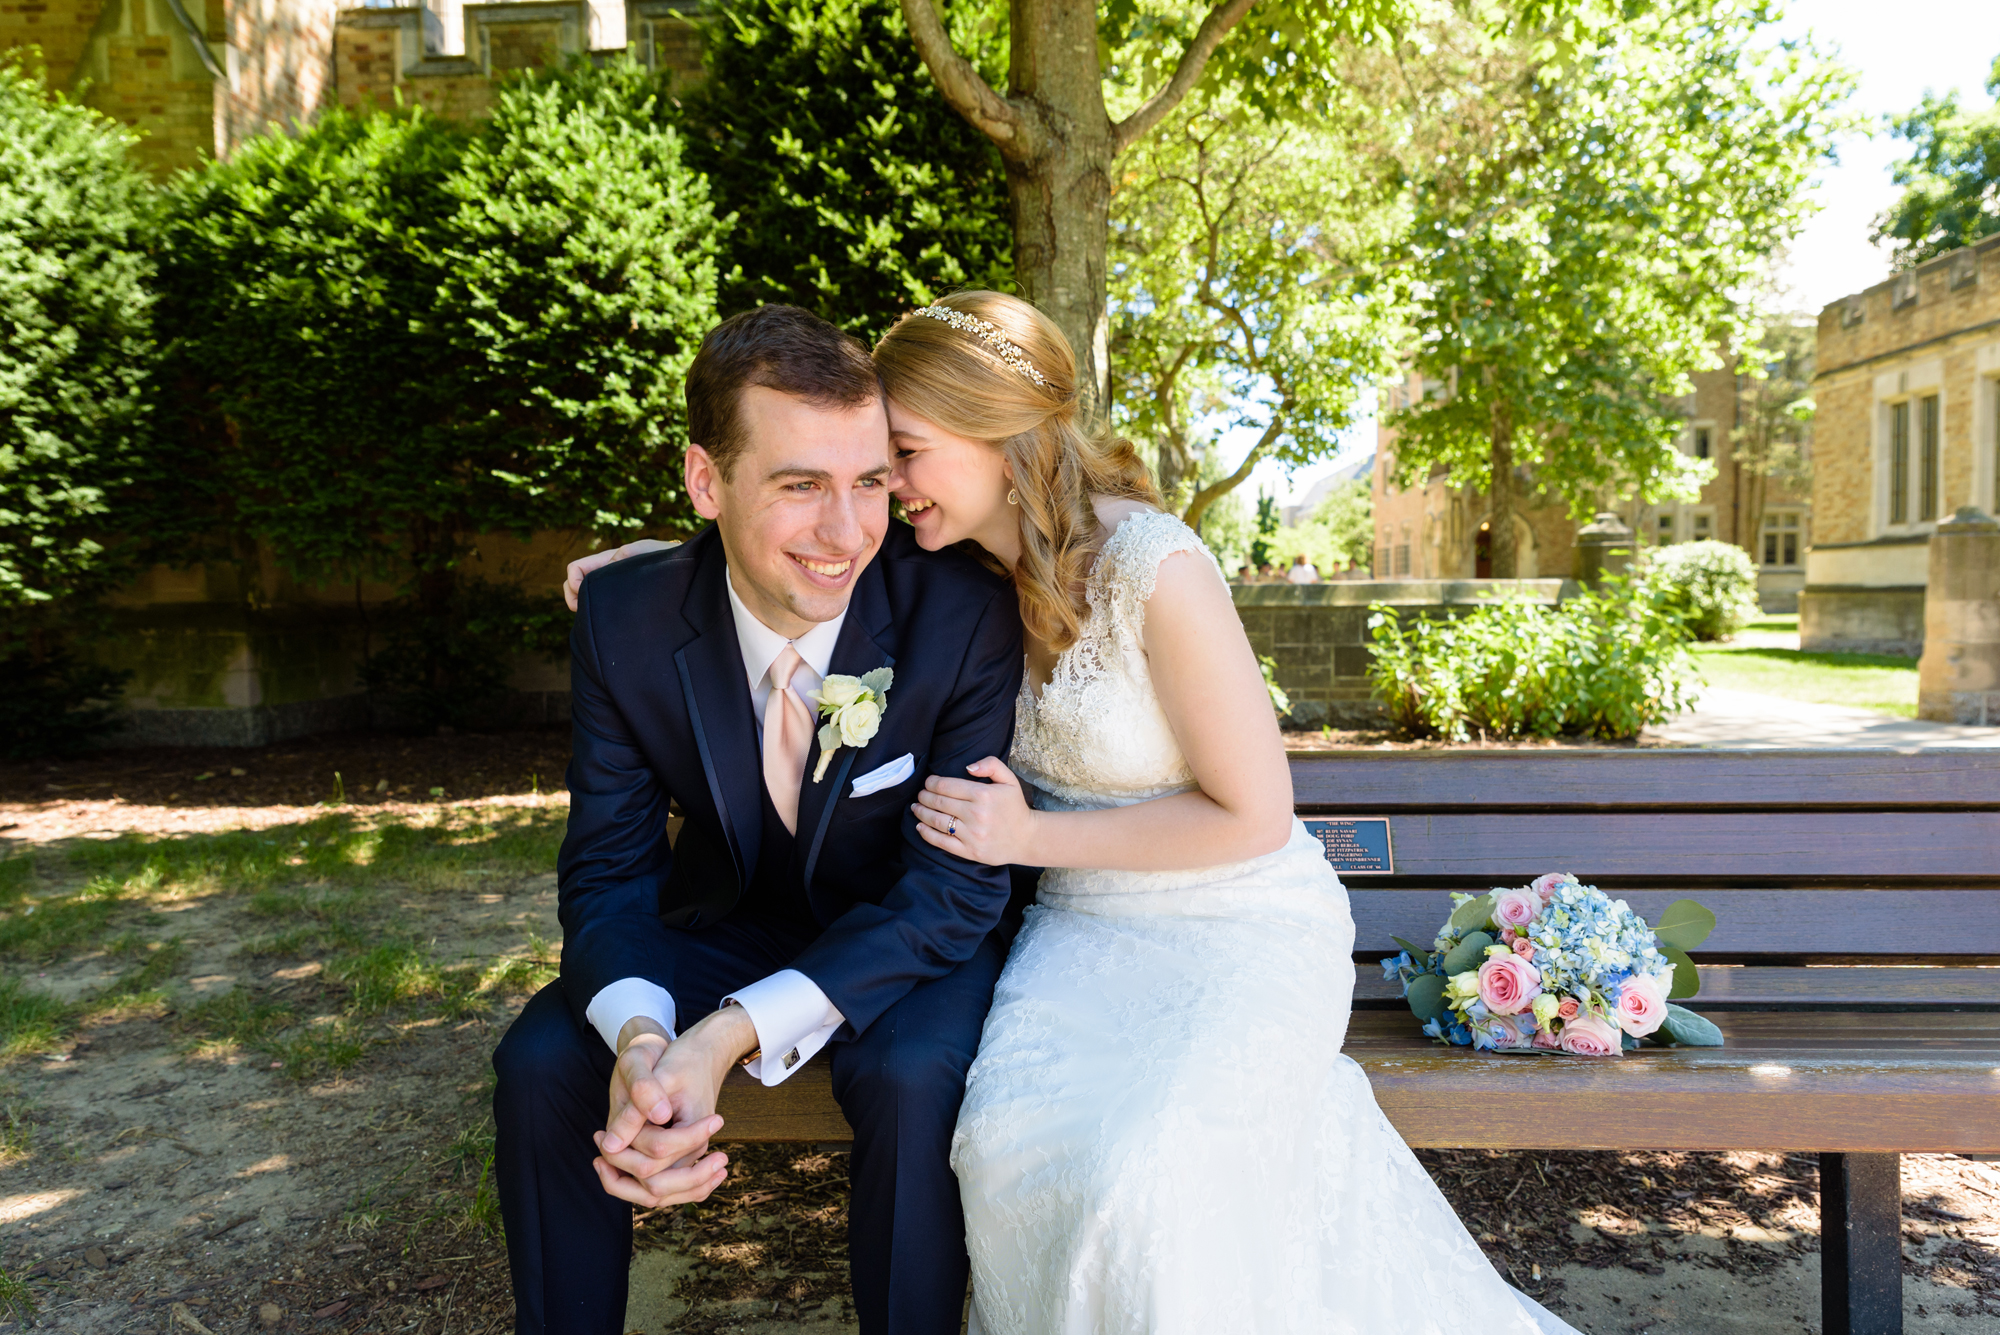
[1652,899,1717,952]
[1447,893,1495,936]
[859,667,894,696]
[1439,931,1494,978]
[817,722,840,752]
[1390,936,1431,969]
[1406,973,1449,1023]
[1660,944,1700,1000]
[1659,1003,1723,1047]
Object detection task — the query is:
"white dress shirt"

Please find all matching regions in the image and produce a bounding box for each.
[581,567,849,1086]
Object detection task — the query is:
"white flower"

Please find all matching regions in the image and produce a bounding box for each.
[836,697,882,747]
[810,665,893,782]
[814,675,868,709]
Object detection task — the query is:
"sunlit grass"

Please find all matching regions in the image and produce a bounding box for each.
[1691,640,1919,717]
[0,974,69,1061]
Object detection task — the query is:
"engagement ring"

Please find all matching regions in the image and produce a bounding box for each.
[948,819,957,836]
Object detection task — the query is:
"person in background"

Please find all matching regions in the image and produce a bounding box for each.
[1286,554,1320,584]
[1235,562,1259,584]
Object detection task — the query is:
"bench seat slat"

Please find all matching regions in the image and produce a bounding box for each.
[1348,888,2000,958]
[1314,812,2000,878]
[1352,965,2000,1010]
[715,1012,2000,1151]
[1290,750,2000,811]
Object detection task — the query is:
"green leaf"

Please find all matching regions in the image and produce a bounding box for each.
[816,722,840,753]
[1660,944,1700,999]
[1658,1003,1723,1047]
[1406,973,1448,1023]
[1447,893,1495,936]
[1390,936,1431,969]
[858,666,893,696]
[1439,931,1494,978]
[1651,899,1717,952]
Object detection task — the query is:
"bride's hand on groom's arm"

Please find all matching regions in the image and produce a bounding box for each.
[593,1006,757,1207]
[912,757,1039,867]
[564,538,677,612]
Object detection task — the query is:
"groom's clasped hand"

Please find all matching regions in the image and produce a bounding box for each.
[587,1006,751,1209]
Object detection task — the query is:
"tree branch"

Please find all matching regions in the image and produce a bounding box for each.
[898,0,1025,150]
[1182,405,1289,532]
[1112,0,1259,155]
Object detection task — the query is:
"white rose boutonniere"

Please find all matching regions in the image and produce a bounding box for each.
[810,666,893,782]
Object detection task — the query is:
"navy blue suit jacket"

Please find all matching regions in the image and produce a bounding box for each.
[556,522,1025,1040]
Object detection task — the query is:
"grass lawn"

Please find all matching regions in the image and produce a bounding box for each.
[1691,615,1920,718]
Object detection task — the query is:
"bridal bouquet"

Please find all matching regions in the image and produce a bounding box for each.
[1381,873,1723,1054]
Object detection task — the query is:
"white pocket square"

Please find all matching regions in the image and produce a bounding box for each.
[849,752,915,798]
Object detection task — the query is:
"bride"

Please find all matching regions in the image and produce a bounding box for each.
[877,293,1577,1335]
[570,292,1579,1334]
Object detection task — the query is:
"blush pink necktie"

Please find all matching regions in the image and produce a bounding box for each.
[763,645,814,835]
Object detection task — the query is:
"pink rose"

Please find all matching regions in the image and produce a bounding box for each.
[1556,997,1581,1021]
[1531,1027,1562,1050]
[1512,940,1536,962]
[1558,1013,1623,1057]
[1476,953,1543,1016]
[1493,888,1541,930]
[1614,973,1668,1038]
[1531,872,1574,903]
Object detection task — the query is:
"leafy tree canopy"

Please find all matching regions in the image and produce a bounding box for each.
[1875,55,2000,269]
[677,0,1013,340]
[1111,89,1403,532]
[1386,0,1852,575]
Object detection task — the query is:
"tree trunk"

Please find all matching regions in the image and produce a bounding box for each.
[1487,400,1519,579]
[1005,1,1114,420]
[898,1,1257,427]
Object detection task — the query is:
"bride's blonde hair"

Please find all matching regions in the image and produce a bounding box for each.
[873,292,1159,652]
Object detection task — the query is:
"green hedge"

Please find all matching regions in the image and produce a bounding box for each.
[1366,578,1699,742]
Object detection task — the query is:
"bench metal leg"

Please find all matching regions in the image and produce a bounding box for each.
[1821,1152,1902,1335]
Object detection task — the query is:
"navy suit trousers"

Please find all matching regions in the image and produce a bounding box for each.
[493,915,1006,1335]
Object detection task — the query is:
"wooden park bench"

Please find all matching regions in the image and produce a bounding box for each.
[714,749,2000,1335]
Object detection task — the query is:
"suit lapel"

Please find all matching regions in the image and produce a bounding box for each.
[673,542,763,890]
[799,557,898,889]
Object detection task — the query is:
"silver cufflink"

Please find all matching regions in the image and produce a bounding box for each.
[783,1049,800,1070]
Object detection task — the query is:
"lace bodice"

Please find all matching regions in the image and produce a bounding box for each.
[1008,509,1223,812]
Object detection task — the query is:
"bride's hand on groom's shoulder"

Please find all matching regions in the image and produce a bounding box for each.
[913,757,1037,867]
[564,538,677,611]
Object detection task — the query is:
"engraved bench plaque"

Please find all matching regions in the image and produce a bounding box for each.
[1303,817,1393,875]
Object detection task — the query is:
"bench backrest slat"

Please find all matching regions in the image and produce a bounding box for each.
[1291,750,2000,811]
[1348,888,2000,960]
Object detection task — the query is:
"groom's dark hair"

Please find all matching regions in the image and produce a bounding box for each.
[685,305,882,479]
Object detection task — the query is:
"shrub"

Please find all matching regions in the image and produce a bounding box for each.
[0,54,157,614]
[157,59,724,717]
[676,0,1012,337]
[1642,540,1762,640]
[0,54,156,754]
[1366,578,1698,742]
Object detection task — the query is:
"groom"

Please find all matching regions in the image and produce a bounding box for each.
[493,305,1025,1335]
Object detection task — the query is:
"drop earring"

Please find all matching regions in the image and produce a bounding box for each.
[1007,488,1019,506]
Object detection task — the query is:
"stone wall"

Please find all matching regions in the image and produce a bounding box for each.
[1233,579,1574,728]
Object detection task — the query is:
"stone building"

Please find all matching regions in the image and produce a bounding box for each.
[1371,354,1811,607]
[1,0,700,175]
[1803,237,2000,655]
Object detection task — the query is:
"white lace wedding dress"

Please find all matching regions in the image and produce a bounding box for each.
[951,511,1580,1335]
